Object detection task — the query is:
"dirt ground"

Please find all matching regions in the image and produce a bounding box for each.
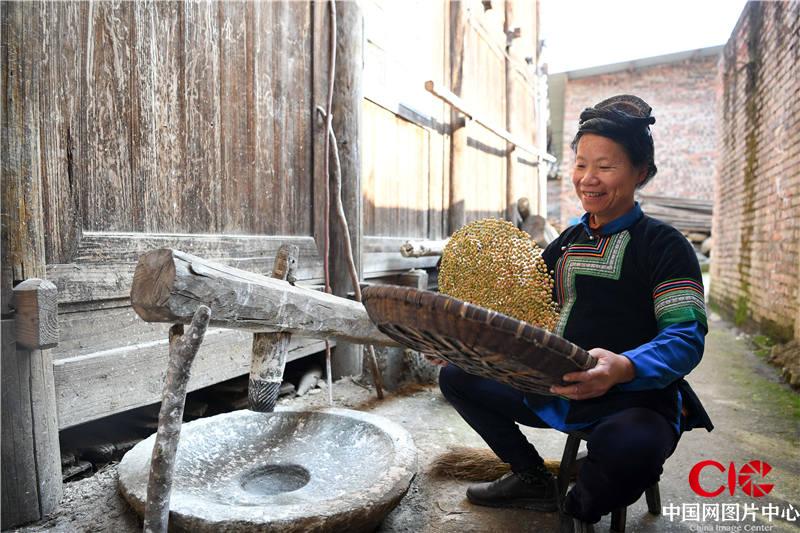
[8,313,799,533]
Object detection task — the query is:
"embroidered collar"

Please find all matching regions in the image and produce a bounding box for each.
[580,202,643,237]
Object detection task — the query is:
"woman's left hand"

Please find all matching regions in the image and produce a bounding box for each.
[549,348,636,400]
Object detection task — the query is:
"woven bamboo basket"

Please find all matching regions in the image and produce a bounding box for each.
[362,285,597,395]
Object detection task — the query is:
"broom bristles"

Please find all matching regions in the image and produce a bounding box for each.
[428,446,563,481]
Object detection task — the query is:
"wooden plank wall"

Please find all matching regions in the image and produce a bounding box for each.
[461,4,508,223]
[1,1,330,429]
[361,0,544,245]
[36,1,314,244]
[1,0,544,429]
[361,0,448,243]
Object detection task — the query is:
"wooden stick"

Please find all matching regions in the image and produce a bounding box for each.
[248,244,298,412]
[143,305,211,533]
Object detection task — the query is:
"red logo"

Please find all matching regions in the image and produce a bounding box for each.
[689,460,774,498]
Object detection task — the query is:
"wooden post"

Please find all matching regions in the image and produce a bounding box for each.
[330,0,364,378]
[366,269,429,390]
[1,280,62,529]
[504,0,517,223]
[448,0,468,235]
[248,244,298,412]
[1,2,46,315]
[143,306,211,533]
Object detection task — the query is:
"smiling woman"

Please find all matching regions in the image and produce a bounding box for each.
[437,95,713,531]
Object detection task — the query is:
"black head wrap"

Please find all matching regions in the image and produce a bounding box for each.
[571,94,658,187]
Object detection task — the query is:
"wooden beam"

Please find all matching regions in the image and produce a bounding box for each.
[130,248,396,346]
[400,239,449,258]
[53,332,331,429]
[330,0,365,378]
[504,0,516,223]
[426,80,557,164]
[13,279,58,350]
[447,0,467,235]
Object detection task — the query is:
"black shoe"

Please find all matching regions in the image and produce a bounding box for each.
[466,464,558,511]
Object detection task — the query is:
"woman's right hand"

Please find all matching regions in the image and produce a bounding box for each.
[423,354,449,367]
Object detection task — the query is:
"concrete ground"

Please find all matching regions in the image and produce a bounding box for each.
[9,313,799,533]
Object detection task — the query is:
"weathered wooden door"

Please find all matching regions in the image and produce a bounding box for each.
[3,1,334,429]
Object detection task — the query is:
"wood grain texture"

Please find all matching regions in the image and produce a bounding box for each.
[47,234,325,304]
[362,100,430,239]
[0,320,40,528]
[131,0,186,233]
[130,248,396,345]
[329,0,366,378]
[13,279,59,350]
[312,0,332,254]
[85,0,135,232]
[143,307,210,533]
[38,1,85,265]
[53,332,331,429]
[27,344,63,518]
[504,1,516,223]
[52,304,170,362]
[249,243,297,412]
[0,318,62,528]
[1,1,46,314]
[183,0,221,232]
[15,0,325,240]
[254,1,314,236]
[429,1,448,240]
[218,1,254,234]
[447,0,467,234]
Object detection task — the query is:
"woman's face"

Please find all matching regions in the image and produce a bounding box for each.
[572,133,647,226]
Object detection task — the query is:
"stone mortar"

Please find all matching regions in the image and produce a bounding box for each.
[118,408,417,532]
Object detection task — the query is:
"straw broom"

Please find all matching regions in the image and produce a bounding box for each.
[429,446,575,482]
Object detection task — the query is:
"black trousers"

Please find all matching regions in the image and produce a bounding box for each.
[439,364,679,523]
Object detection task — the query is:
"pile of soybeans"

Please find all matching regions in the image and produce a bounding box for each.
[438,218,560,331]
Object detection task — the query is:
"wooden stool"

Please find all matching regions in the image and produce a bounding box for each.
[557,431,661,533]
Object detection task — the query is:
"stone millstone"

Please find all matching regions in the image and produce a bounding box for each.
[118,408,417,532]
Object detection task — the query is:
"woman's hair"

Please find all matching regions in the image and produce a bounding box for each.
[570,94,657,188]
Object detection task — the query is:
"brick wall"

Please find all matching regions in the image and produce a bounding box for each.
[710,1,800,343]
[557,52,720,228]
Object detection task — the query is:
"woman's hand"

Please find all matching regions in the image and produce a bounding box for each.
[549,348,635,400]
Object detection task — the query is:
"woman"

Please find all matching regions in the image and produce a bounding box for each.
[438,94,712,528]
